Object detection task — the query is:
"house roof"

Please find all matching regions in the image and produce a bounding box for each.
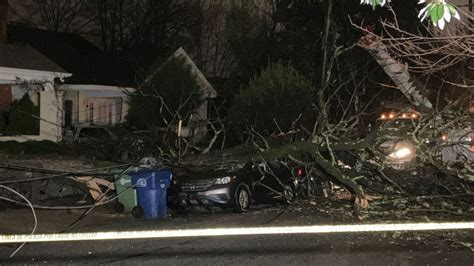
[142,47,217,98]
[7,24,135,87]
[0,42,66,73]
[172,48,217,98]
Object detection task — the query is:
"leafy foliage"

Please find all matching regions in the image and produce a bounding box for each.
[126,57,204,130]
[360,0,461,30]
[360,0,391,9]
[230,62,314,137]
[8,94,40,135]
[418,1,460,30]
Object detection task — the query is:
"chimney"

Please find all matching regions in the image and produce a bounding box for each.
[0,0,7,43]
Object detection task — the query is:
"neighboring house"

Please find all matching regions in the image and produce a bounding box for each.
[0,45,71,142]
[59,84,134,128]
[2,0,218,142]
[0,1,71,142]
[7,23,136,131]
[174,47,217,139]
[143,47,217,140]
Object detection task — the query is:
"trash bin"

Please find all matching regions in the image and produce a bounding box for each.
[113,169,140,213]
[130,168,172,219]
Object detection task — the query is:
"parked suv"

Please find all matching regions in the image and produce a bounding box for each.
[169,161,305,213]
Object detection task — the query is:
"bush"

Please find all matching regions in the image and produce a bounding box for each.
[126,57,204,130]
[230,62,314,137]
[8,93,40,135]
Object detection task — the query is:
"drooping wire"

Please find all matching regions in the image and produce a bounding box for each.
[0,166,158,210]
[0,185,38,258]
[0,163,134,184]
[60,164,134,233]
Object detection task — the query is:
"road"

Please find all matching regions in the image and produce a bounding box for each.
[1,233,473,265]
[1,203,473,265]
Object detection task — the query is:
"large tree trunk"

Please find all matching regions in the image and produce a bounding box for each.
[358,34,433,109]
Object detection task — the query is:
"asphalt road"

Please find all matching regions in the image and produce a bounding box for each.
[1,233,473,265]
[1,204,473,265]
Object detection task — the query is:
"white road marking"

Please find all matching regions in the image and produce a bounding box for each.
[1,222,473,244]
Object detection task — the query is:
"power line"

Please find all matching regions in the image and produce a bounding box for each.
[0,167,154,210]
[0,163,134,184]
[0,185,37,258]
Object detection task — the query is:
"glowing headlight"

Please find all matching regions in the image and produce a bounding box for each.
[215,176,233,185]
[441,134,448,142]
[389,147,412,159]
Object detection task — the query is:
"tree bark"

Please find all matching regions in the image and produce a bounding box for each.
[358,35,433,109]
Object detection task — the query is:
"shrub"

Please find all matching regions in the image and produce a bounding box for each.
[126,57,204,130]
[230,62,314,137]
[8,93,40,135]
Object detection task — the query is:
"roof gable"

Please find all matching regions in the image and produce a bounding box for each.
[0,42,66,73]
[171,47,217,98]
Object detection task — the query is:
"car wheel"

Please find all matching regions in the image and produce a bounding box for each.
[234,184,251,213]
[283,184,296,204]
[114,201,125,213]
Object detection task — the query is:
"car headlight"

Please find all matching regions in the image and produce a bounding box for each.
[215,176,234,185]
[389,147,412,159]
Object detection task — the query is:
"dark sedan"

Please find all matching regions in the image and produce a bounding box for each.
[169,161,305,213]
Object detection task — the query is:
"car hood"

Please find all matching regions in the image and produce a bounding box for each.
[173,168,240,181]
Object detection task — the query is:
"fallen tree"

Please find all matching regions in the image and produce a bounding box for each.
[116,1,473,213]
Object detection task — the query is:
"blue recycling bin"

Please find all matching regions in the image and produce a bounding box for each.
[130,168,172,219]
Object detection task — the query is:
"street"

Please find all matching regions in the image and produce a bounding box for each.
[1,232,473,264]
[1,204,473,265]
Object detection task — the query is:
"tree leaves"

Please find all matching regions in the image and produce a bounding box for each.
[417,1,461,30]
[360,0,390,9]
[360,0,462,30]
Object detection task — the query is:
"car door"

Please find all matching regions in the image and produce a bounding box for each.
[250,161,292,203]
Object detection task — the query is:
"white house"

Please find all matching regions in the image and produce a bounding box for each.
[0,0,72,142]
[6,20,137,134]
[59,84,134,128]
[0,44,71,142]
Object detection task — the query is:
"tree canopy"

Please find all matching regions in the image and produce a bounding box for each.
[230,62,314,138]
